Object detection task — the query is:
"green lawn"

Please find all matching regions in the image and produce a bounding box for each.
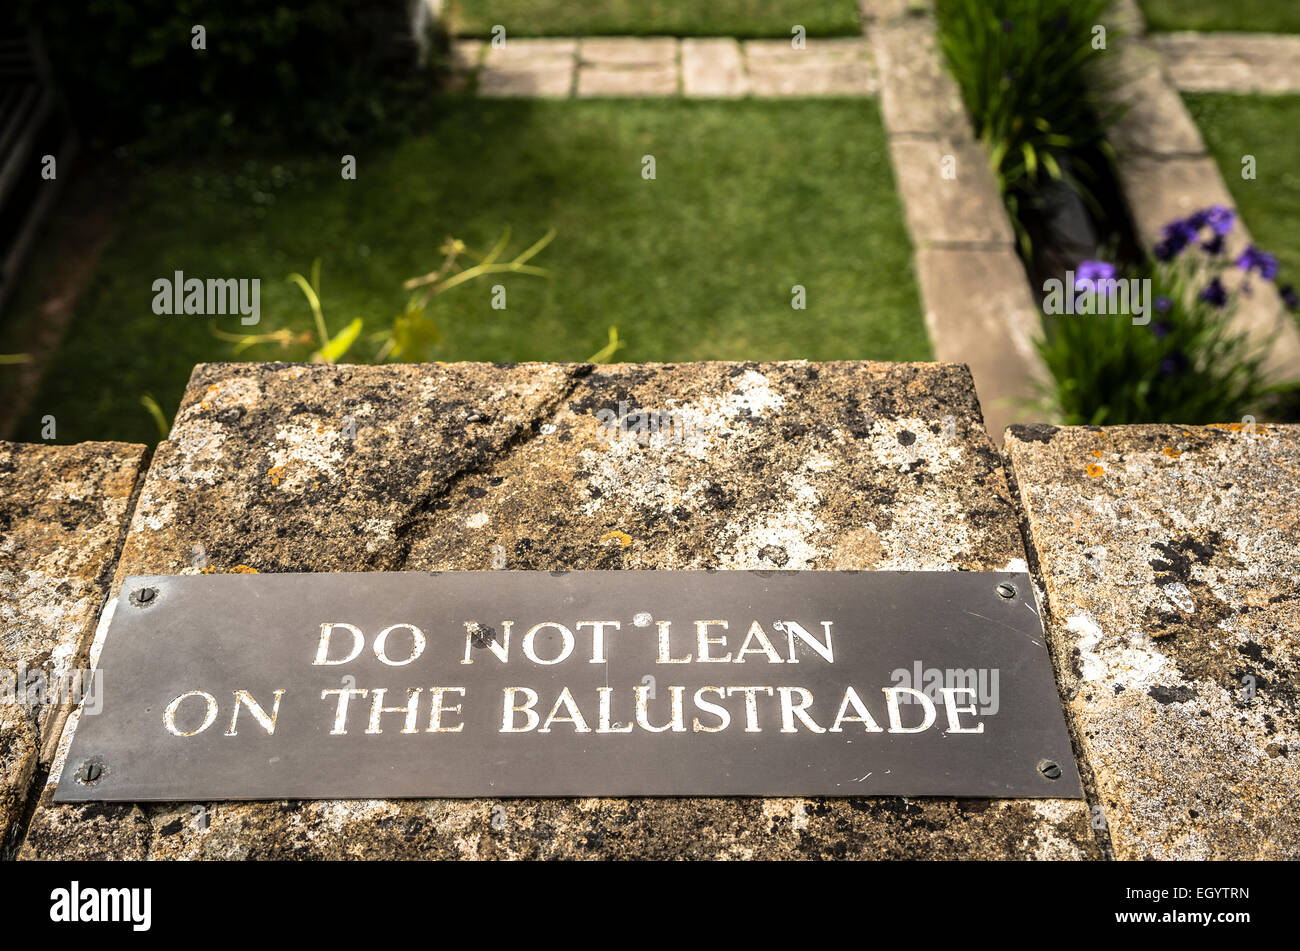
[1184,93,1300,292]
[7,99,927,445]
[449,0,862,37]
[1138,0,1300,33]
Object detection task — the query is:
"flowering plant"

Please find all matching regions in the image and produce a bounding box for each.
[1038,206,1297,424]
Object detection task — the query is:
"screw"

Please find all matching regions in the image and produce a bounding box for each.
[135,587,156,604]
[997,582,1017,600]
[1038,759,1062,780]
[79,761,103,784]
[467,622,496,649]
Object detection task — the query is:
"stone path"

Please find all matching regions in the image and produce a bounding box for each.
[453,36,878,98]
[1104,4,1300,379]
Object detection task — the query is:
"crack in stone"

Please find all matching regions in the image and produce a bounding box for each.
[371,363,596,570]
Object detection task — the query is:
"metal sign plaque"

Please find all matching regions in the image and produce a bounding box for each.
[56,571,1082,802]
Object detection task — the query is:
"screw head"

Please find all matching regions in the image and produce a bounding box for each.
[1038,759,1062,780]
[997,582,1017,600]
[134,587,156,605]
[467,622,496,649]
[79,761,103,784]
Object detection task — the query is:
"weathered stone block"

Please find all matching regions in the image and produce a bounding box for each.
[0,440,147,850]
[21,362,1095,859]
[744,39,877,97]
[1006,424,1300,858]
[0,712,37,853]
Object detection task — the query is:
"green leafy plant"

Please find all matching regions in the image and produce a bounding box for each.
[1038,208,1298,424]
[216,229,622,366]
[140,393,171,439]
[935,0,1120,252]
[586,326,624,363]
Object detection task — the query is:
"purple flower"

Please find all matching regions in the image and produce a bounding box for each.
[1156,218,1198,259]
[1200,277,1228,308]
[1154,295,1172,313]
[1151,321,1173,338]
[1281,284,1299,312]
[1201,233,1224,255]
[1074,259,1116,293]
[1237,245,1278,281]
[1204,205,1235,236]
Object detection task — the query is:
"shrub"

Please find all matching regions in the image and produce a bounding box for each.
[1038,207,1297,424]
[15,0,435,152]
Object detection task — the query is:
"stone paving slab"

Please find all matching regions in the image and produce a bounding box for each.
[479,63,575,98]
[482,38,577,64]
[579,37,678,66]
[682,38,747,98]
[477,38,577,98]
[578,64,679,98]
[1150,32,1300,94]
[743,39,878,98]
[744,38,871,63]
[915,249,1050,441]
[21,361,1096,859]
[1006,424,1300,858]
[889,138,1015,247]
[746,54,877,97]
[872,19,969,138]
[1106,66,1208,157]
[0,440,147,849]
